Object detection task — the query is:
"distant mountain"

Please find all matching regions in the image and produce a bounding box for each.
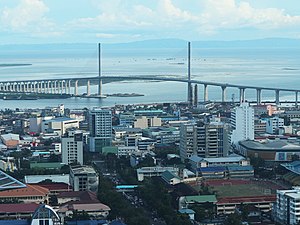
[192,38,300,48]
[1,38,300,50]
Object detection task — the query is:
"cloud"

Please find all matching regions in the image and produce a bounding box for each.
[202,0,300,30]
[96,33,117,38]
[2,0,300,43]
[67,0,300,40]
[0,0,61,37]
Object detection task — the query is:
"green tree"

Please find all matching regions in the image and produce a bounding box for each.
[224,213,242,225]
[65,210,90,221]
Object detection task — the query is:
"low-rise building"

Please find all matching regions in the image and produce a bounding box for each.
[0,184,49,203]
[0,133,20,148]
[136,166,179,181]
[42,117,79,136]
[0,203,39,220]
[69,166,99,193]
[161,170,181,185]
[239,139,300,161]
[134,116,162,129]
[57,191,99,205]
[59,202,111,220]
[217,195,275,215]
[178,195,217,210]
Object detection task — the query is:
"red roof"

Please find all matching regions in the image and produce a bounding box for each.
[0,184,49,197]
[217,195,276,204]
[38,183,71,191]
[0,203,39,213]
[58,191,99,203]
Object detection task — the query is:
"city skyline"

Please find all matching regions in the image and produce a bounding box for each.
[1,0,300,44]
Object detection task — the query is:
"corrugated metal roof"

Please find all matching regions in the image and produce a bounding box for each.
[184,195,217,203]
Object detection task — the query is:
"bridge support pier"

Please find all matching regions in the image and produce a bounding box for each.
[221,86,226,103]
[64,80,67,94]
[204,84,208,102]
[42,82,45,93]
[57,81,61,94]
[256,89,262,105]
[67,80,70,94]
[275,90,280,105]
[74,80,78,96]
[239,88,245,104]
[60,80,66,94]
[55,81,58,94]
[87,80,90,96]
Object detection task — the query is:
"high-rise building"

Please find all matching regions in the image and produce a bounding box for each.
[180,122,228,160]
[89,108,112,152]
[230,103,254,146]
[274,187,300,225]
[61,130,83,165]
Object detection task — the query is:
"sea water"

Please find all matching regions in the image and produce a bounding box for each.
[0,46,299,109]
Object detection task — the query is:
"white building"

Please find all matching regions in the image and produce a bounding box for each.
[89,108,112,152]
[266,117,284,134]
[189,154,249,170]
[133,116,162,129]
[61,130,83,165]
[136,166,179,181]
[231,103,254,146]
[70,165,99,193]
[274,187,300,225]
[42,117,79,136]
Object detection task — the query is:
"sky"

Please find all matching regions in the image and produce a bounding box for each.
[0,0,300,44]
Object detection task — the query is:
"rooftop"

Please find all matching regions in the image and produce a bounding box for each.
[25,174,69,185]
[0,133,20,141]
[161,170,181,182]
[183,195,217,203]
[58,191,99,203]
[71,165,97,175]
[0,184,49,197]
[189,154,246,164]
[199,166,227,173]
[0,203,38,213]
[0,170,27,191]
[70,203,111,212]
[227,165,254,171]
[46,117,77,123]
[217,195,276,204]
[239,139,300,151]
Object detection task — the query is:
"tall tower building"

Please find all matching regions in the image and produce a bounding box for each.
[180,122,228,160]
[89,108,112,152]
[179,124,196,160]
[230,103,254,147]
[62,130,83,165]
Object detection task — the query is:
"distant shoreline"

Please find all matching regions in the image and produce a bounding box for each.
[0,63,32,67]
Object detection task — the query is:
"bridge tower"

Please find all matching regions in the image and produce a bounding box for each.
[98,43,102,96]
[187,42,192,105]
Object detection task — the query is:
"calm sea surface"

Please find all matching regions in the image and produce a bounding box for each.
[0,47,299,109]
